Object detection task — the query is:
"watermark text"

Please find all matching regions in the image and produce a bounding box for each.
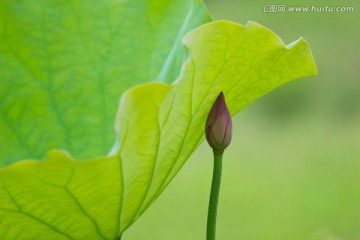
[262,4,355,13]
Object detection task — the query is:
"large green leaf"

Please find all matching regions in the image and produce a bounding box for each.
[0,0,211,166]
[0,21,317,239]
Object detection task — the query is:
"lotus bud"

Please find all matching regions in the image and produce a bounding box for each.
[205,92,232,150]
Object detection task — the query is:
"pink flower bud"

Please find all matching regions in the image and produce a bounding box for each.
[205,92,232,150]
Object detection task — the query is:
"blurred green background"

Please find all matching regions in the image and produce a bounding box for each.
[125,0,360,239]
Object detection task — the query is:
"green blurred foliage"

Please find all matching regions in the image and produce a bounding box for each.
[125,0,360,240]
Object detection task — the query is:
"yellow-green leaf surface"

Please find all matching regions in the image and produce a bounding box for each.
[0,21,317,239]
[0,0,211,166]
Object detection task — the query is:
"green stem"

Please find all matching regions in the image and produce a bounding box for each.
[206,149,224,240]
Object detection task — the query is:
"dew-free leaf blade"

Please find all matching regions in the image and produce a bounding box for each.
[0,21,316,238]
[123,21,317,222]
[0,150,122,239]
[0,0,211,166]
